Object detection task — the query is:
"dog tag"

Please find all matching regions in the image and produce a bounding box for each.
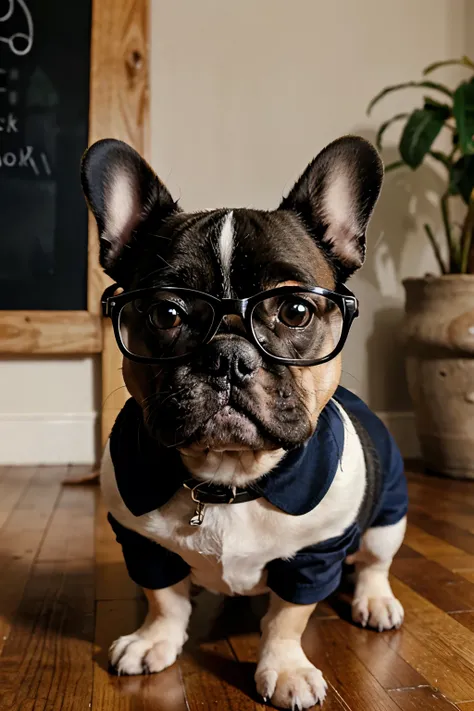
[189,502,206,526]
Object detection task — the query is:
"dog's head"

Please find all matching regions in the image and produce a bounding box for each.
[82,136,382,483]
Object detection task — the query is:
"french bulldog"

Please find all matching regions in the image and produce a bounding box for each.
[81,135,408,709]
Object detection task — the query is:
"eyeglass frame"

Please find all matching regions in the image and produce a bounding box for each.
[101,282,359,367]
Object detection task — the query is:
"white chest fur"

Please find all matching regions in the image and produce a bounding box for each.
[101,402,366,596]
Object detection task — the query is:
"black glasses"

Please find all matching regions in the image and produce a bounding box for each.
[101,283,359,366]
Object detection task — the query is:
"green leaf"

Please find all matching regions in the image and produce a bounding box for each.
[450,155,474,203]
[375,113,408,149]
[453,80,474,154]
[423,98,451,119]
[423,56,474,76]
[367,81,453,115]
[429,150,451,169]
[399,108,446,168]
[384,161,406,172]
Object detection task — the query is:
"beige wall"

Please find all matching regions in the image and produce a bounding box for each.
[0,356,99,464]
[0,0,468,462]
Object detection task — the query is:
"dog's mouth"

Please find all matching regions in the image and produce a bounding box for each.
[190,404,273,451]
[143,369,312,451]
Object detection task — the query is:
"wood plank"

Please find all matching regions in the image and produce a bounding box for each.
[0,559,94,711]
[391,557,474,613]
[408,483,474,518]
[0,310,101,354]
[388,686,461,710]
[388,577,474,702]
[404,524,474,572]
[322,619,427,691]
[408,497,474,536]
[407,470,474,497]
[408,475,474,501]
[0,466,38,529]
[88,0,150,445]
[302,618,402,711]
[37,480,95,562]
[0,467,63,653]
[408,509,474,555]
[450,611,474,633]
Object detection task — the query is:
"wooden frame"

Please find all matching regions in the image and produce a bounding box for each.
[0,0,149,446]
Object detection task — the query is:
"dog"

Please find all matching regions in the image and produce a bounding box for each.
[81,135,408,709]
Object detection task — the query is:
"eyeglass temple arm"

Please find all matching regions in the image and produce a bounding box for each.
[335,283,359,318]
[101,283,121,318]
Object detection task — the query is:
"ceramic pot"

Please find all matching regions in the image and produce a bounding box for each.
[403,275,474,478]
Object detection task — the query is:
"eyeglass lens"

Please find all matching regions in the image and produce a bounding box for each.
[118,291,215,359]
[251,292,343,362]
[117,290,343,362]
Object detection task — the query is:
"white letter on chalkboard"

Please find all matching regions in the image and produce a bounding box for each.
[0,0,34,57]
[18,145,33,167]
[3,152,17,167]
[7,113,17,132]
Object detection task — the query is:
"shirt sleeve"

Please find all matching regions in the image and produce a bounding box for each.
[370,433,408,528]
[108,513,190,590]
[266,523,360,605]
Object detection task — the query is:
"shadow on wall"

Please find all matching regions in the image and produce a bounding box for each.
[349,127,446,412]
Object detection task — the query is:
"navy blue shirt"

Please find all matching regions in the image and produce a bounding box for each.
[108,386,408,604]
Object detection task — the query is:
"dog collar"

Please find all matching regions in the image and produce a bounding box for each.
[183,477,261,505]
[182,477,261,525]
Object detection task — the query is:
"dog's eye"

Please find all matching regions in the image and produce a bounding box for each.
[278,299,313,328]
[148,301,184,330]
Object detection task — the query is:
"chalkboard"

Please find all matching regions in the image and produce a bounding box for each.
[0,0,92,310]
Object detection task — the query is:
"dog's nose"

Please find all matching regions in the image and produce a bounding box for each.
[198,337,262,385]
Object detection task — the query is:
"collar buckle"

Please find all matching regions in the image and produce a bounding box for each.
[183,478,243,505]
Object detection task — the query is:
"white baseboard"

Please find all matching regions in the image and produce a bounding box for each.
[0,409,419,466]
[0,412,99,465]
[376,411,420,459]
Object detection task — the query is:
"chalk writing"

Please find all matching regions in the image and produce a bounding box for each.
[0,145,50,176]
[0,0,34,57]
[40,152,51,175]
[0,67,19,97]
[0,18,53,179]
[0,113,18,132]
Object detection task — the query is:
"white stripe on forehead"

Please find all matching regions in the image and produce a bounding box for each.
[218,210,234,296]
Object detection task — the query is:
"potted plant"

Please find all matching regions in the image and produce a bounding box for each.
[368,56,474,478]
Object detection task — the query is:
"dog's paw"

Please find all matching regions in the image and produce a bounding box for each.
[352,595,404,631]
[255,663,327,709]
[109,633,182,675]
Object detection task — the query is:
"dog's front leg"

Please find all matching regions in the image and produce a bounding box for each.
[109,578,192,675]
[255,593,327,709]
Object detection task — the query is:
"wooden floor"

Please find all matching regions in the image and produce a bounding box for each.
[2,466,474,710]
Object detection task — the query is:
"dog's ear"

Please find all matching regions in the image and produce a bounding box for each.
[279,136,383,280]
[81,139,179,281]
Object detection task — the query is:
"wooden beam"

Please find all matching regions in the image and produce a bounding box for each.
[88,0,150,446]
[0,311,101,354]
